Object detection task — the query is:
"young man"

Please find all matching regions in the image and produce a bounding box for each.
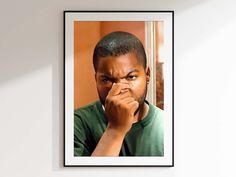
[74,31,163,156]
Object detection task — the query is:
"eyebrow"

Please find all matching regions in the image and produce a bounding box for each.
[98,69,139,78]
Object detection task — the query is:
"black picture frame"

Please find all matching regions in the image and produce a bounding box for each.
[64,11,174,167]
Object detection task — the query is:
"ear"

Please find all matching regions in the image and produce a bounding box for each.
[146,67,150,84]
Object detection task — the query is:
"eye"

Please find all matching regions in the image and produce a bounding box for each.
[101,77,111,83]
[127,75,137,80]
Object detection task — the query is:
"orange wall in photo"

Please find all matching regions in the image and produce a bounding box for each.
[74,22,100,109]
[100,21,145,46]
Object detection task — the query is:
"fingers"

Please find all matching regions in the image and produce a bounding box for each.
[121,96,135,104]
[118,90,132,99]
[120,97,139,115]
[105,82,138,116]
[108,83,130,96]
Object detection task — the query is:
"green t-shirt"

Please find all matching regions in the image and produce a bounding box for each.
[74,100,164,156]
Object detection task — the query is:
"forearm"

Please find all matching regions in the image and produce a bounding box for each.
[91,127,126,156]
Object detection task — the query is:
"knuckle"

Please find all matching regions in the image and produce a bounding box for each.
[130,97,135,101]
[110,99,116,105]
[105,98,111,104]
[116,101,123,108]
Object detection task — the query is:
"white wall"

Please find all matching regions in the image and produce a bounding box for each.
[0,0,235,176]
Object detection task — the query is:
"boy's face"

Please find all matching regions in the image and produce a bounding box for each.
[95,52,150,108]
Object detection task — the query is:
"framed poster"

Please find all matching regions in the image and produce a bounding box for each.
[64,11,174,167]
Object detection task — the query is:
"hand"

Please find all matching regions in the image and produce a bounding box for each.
[104,83,139,135]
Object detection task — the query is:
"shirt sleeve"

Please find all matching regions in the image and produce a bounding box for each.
[74,112,92,156]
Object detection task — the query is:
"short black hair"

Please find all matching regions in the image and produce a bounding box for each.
[93,31,147,71]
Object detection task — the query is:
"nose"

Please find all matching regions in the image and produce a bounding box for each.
[113,79,132,92]
[114,78,128,84]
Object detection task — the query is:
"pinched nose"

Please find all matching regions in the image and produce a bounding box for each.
[112,82,133,93]
[118,78,129,84]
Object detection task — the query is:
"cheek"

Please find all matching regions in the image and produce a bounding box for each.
[97,85,112,99]
[129,78,147,97]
